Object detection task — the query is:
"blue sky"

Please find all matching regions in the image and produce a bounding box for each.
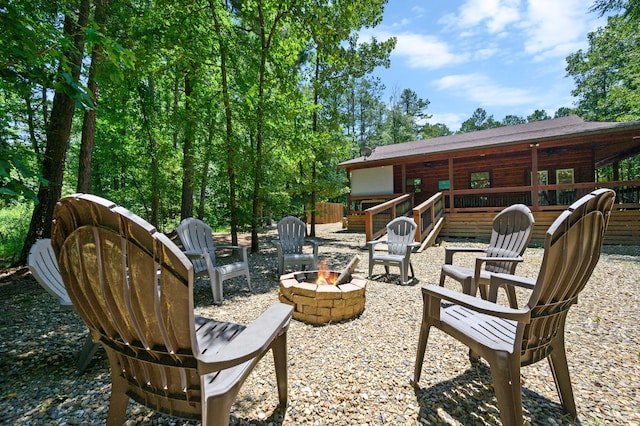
[363,0,609,132]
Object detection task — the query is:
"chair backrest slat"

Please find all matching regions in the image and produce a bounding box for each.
[386,217,417,256]
[53,195,196,367]
[177,217,216,272]
[277,216,306,254]
[520,189,613,365]
[485,204,535,274]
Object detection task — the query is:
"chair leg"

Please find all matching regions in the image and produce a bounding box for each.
[210,271,223,304]
[106,361,130,424]
[401,262,408,285]
[77,333,99,374]
[368,261,374,278]
[439,270,446,286]
[272,332,289,407]
[548,331,577,417]
[411,319,431,386]
[488,352,523,426]
[505,285,518,309]
[245,269,253,292]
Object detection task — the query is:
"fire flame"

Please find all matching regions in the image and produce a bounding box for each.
[315,259,337,285]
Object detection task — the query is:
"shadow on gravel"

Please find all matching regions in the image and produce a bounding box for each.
[413,361,580,425]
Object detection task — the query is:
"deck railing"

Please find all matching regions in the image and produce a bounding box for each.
[445,180,640,212]
[412,192,444,243]
[364,193,413,242]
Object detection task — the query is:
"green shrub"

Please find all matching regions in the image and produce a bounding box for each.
[0,203,32,266]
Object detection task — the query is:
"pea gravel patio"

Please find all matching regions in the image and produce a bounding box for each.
[1,222,639,425]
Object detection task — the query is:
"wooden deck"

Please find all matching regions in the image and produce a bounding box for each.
[440,210,640,246]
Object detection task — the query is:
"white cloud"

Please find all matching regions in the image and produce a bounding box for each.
[440,0,522,34]
[433,73,537,107]
[366,30,468,69]
[396,33,468,69]
[521,0,604,60]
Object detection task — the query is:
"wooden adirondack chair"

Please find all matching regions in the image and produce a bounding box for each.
[27,238,99,374]
[177,217,251,304]
[51,194,293,425]
[272,216,319,276]
[411,189,615,425]
[440,203,534,308]
[367,217,420,285]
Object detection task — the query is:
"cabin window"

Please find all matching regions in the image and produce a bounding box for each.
[537,170,549,205]
[470,171,490,189]
[556,168,575,204]
[406,177,422,193]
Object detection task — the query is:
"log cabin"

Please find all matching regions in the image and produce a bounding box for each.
[338,115,640,245]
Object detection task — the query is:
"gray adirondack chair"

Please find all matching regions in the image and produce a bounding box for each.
[27,238,99,374]
[412,188,615,425]
[272,216,319,276]
[51,193,293,425]
[367,217,420,285]
[440,204,534,308]
[177,217,251,304]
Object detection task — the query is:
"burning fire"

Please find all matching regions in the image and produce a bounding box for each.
[315,260,337,285]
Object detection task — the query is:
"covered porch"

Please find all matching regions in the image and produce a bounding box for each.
[339,116,640,245]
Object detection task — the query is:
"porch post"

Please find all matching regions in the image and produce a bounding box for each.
[448,156,455,212]
[531,143,539,211]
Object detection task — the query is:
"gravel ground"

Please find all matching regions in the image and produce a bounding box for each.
[1,222,639,425]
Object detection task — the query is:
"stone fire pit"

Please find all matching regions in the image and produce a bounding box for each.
[278,269,367,325]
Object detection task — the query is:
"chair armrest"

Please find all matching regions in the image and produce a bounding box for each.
[183,250,209,259]
[197,303,293,373]
[489,272,536,290]
[367,240,384,251]
[306,239,320,257]
[487,272,536,303]
[216,245,249,262]
[474,256,523,278]
[423,284,531,322]
[444,246,486,264]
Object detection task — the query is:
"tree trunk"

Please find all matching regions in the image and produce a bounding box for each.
[77,0,108,193]
[180,74,194,220]
[20,0,90,263]
[212,7,239,245]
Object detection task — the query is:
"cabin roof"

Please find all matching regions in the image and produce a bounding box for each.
[339,115,640,168]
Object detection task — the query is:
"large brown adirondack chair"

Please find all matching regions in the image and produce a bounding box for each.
[177,217,251,304]
[440,204,534,308]
[367,217,420,285]
[272,216,319,276]
[411,189,614,425]
[27,238,99,374]
[51,194,293,425]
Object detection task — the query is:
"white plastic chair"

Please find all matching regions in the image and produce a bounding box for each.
[27,238,99,373]
[177,217,251,304]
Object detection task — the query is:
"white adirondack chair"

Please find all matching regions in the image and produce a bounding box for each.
[27,238,99,373]
[177,217,251,304]
[272,216,319,276]
[367,217,420,285]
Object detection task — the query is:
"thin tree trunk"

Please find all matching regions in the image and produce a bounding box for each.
[78,0,108,193]
[210,1,238,245]
[181,74,194,220]
[20,0,90,262]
